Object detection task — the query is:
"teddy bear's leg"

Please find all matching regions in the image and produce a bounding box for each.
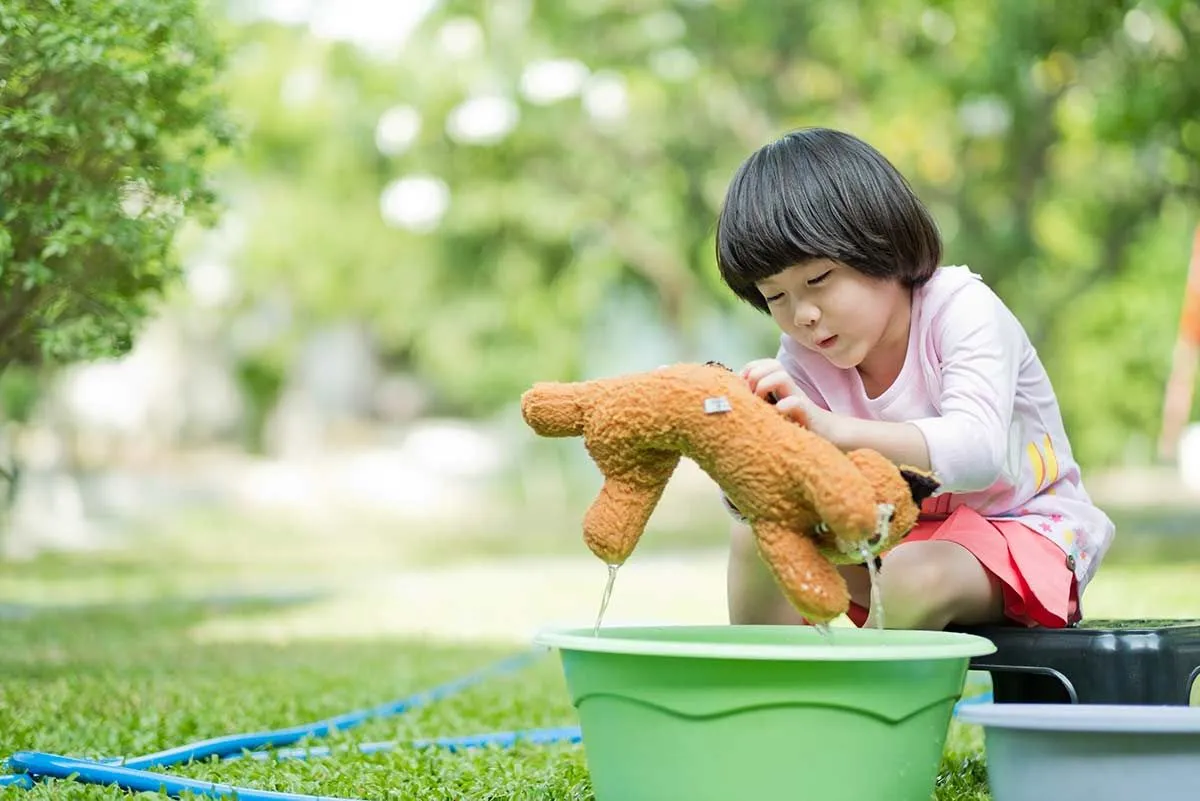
[582,452,680,565]
[753,520,850,623]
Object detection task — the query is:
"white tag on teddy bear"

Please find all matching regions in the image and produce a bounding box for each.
[703,396,732,414]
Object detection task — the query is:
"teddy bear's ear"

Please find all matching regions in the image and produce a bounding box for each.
[898,467,940,506]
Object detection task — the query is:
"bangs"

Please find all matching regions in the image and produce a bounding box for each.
[716,175,823,286]
[714,128,942,313]
[715,140,870,310]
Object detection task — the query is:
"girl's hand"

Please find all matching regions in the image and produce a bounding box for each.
[775,393,842,444]
[740,359,801,404]
[740,359,844,445]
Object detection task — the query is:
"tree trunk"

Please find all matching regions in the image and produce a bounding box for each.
[0,430,20,559]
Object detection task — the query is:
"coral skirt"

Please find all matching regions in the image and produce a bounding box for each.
[845,505,1080,629]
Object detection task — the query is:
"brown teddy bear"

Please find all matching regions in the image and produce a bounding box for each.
[520,361,938,623]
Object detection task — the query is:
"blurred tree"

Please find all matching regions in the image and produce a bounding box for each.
[224,0,1199,466]
[907,0,1200,464]
[0,0,232,539]
[0,0,233,372]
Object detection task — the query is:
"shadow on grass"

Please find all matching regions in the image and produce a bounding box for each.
[0,587,331,622]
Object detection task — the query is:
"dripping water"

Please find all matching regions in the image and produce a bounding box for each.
[859,502,893,630]
[593,564,619,636]
[860,544,884,630]
[811,621,835,643]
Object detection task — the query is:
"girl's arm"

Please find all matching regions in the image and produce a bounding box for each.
[829,416,932,470]
[775,397,933,470]
[903,283,1022,491]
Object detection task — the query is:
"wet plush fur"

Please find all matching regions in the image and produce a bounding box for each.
[521,362,938,623]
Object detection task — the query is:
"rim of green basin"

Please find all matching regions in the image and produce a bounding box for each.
[534,625,997,662]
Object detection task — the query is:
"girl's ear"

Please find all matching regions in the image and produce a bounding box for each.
[898,467,939,506]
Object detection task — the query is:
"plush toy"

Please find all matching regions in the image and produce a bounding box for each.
[520,361,939,623]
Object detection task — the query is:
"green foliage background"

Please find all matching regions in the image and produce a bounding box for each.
[221,0,1200,469]
[4,0,1200,471]
[0,0,232,369]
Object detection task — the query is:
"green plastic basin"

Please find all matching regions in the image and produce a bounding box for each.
[534,624,996,801]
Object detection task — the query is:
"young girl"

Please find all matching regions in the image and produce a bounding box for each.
[715,127,1115,631]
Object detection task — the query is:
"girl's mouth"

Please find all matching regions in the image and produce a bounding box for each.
[816,335,838,349]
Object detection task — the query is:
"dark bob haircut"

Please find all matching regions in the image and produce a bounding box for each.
[715,127,942,313]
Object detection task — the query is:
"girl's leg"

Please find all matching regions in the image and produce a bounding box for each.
[728,521,1007,630]
[869,540,1006,630]
[727,520,805,624]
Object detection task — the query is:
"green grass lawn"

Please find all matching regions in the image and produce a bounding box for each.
[2,495,1199,800]
[0,599,590,800]
[0,595,993,801]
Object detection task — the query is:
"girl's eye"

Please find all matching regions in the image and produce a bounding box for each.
[807,270,831,286]
[764,293,784,303]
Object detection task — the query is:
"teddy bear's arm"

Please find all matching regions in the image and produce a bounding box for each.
[754,519,852,623]
[582,451,681,565]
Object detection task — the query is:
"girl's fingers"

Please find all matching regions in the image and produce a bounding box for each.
[774,395,810,425]
[740,359,781,385]
[753,370,797,402]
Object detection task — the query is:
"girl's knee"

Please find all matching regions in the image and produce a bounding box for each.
[878,549,949,629]
[729,518,758,558]
[876,541,1002,630]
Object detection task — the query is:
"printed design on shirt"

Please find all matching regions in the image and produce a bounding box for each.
[1066,526,1089,563]
[1026,433,1060,494]
[1042,521,1088,576]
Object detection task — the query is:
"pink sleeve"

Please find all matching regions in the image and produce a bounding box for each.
[908,284,1022,492]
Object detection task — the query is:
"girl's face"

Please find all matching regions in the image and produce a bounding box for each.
[755,259,911,374]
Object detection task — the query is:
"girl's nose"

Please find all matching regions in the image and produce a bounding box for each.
[793,301,820,327]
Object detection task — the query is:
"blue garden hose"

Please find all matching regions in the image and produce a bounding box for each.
[0,648,546,794]
[231,725,585,762]
[3,728,585,801]
[5,727,589,801]
[118,649,542,771]
[7,752,358,801]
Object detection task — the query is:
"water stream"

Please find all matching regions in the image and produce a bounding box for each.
[592,564,619,636]
[860,544,884,630]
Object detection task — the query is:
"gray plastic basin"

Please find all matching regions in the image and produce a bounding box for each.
[958,703,1200,801]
